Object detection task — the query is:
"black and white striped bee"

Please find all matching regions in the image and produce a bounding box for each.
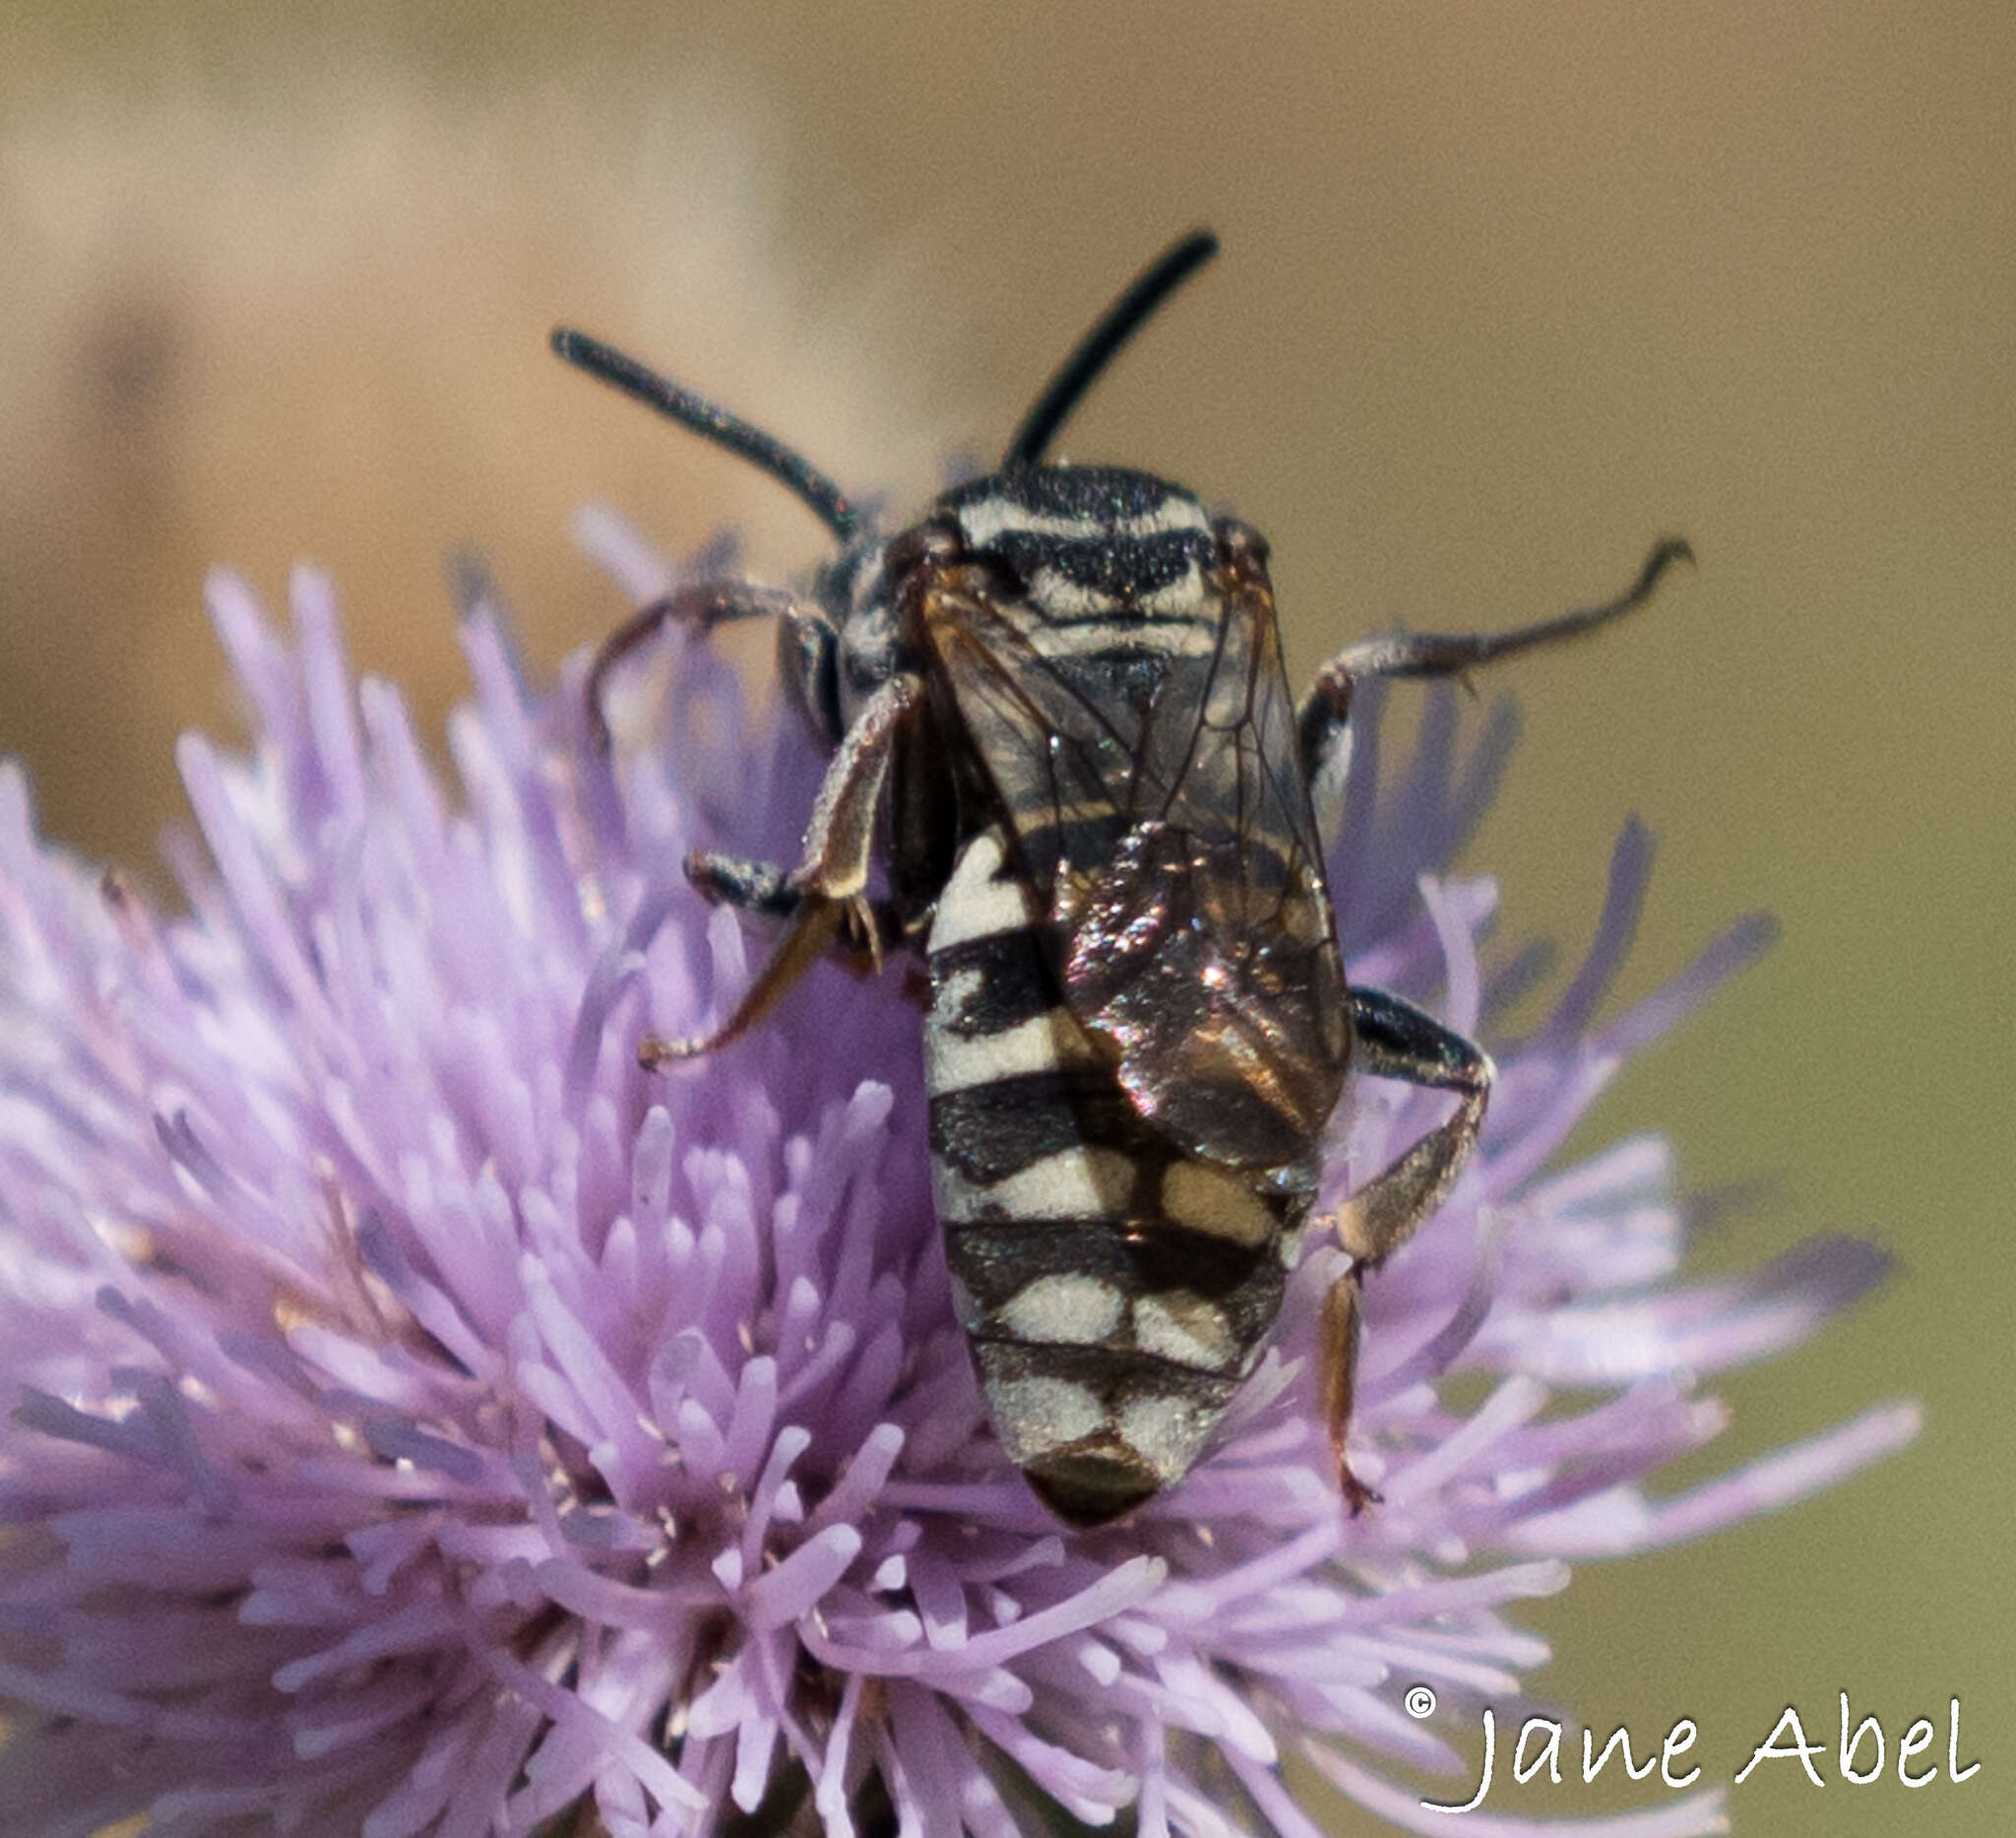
[555,233,1685,1527]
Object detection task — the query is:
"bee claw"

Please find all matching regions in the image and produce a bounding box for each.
[638,1032,708,1069]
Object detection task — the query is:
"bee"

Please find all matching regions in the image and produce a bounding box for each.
[554,232,1686,1526]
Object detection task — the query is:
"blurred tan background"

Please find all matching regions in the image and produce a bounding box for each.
[2,4,2008,1834]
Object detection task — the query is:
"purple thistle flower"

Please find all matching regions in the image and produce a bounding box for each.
[0,507,1915,1838]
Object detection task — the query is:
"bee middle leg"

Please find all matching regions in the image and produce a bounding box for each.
[639,670,922,1068]
[1321,983,1495,1512]
[1293,538,1692,778]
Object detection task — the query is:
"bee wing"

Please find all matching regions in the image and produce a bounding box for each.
[922,565,1349,1170]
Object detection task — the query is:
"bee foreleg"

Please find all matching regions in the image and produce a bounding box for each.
[1293,538,1692,778]
[1320,983,1495,1509]
[684,851,905,973]
[639,896,848,1068]
[638,671,922,1066]
[587,581,811,754]
[787,670,923,913]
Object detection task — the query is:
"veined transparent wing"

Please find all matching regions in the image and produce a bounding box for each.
[919,554,1349,1170]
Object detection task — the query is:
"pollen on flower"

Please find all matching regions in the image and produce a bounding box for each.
[0,525,1917,1838]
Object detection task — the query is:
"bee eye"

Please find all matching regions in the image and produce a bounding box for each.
[880,520,963,596]
[1218,519,1270,569]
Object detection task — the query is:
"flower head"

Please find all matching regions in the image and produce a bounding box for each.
[0,511,1914,1838]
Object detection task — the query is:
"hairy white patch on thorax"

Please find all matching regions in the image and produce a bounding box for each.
[955,493,1210,550]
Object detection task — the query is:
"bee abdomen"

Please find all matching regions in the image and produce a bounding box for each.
[924,826,1291,1523]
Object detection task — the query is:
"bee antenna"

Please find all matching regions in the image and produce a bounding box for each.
[1002,228,1221,471]
[551,328,862,544]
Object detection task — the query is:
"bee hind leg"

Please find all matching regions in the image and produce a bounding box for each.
[639,670,922,1067]
[1321,983,1495,1511]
